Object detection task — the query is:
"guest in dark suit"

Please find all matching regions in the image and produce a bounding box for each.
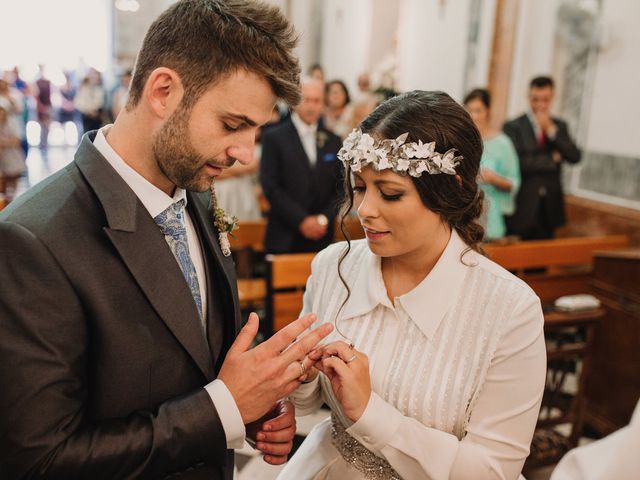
[0,2,333,479]
[261,78,343,253]
[503,76,581,239]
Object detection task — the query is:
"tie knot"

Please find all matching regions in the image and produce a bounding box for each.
[154,199,187,237]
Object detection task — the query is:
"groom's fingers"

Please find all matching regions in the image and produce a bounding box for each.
[226,312,259,357]
[262,313,317,355]
[263,453,289,465]
[279,323,333,365]
[256,425,295,443]
[261,400,295,432]
[256,440,293,457]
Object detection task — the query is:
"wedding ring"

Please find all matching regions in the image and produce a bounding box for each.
[299,361,306,376]
[345,355,357,364]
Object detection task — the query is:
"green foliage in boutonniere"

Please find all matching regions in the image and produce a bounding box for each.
[316,130,329,149]
[210,182,239,256]
[214,207,239,235]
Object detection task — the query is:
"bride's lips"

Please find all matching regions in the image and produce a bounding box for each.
[363,226,390,240]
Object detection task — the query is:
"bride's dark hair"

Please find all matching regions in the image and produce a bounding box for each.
[335,91,485,330]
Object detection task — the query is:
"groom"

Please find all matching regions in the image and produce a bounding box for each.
[0,1,332,479]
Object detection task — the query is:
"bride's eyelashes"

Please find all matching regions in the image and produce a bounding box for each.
[352,185,404,202]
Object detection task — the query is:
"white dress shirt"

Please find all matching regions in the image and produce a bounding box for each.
[291,112,318,166]
[94,127,245,449]
[280,230,546,480]
[551,398,640,480]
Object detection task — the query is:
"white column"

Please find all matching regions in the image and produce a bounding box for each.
[396,0,473,101]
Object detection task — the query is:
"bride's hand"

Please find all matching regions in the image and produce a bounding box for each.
[315,341,371,422]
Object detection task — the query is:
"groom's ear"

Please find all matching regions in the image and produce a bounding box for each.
[143,67,184,120]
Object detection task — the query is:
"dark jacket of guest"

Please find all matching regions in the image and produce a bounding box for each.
[503,114,581,237]
[0,133,240,479]
[260,117,343,253]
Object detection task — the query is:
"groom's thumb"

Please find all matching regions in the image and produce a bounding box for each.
[228,312,259,356]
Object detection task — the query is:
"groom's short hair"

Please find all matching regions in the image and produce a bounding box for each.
[127,0,301,110]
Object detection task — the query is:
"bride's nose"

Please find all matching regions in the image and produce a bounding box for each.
[356,189,379,220]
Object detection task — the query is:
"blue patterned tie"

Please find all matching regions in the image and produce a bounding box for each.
[154,199,203,321]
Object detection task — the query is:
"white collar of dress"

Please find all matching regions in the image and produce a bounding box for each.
[341,229,474,340]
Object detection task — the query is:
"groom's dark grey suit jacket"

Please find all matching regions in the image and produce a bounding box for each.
[0,132,242,479]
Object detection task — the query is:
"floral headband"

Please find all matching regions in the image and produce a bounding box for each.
[337,128,462,177]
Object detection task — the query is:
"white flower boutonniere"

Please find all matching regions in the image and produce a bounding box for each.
[316,130,329,149]
[210,183,239,257]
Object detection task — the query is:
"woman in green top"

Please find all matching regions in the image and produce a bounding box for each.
[464,89,521,240]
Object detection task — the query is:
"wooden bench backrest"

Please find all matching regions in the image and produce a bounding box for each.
[266,253,315,331]
[334,216,366,241]
[265,235,630,329]
[484,235,629,271]
[229,220,266,252]
[485,235,630,303]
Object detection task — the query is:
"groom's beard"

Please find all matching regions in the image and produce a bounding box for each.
[153,106,231,192]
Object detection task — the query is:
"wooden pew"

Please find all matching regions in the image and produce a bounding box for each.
[229,219,266,253]
[484,235,629,471]
[265,252,315,333]
[234,218,363,309]
[484,235,629,303]
[230,220,267,308]
[334,215,365,241]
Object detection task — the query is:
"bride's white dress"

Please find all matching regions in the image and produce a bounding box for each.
[278,231,546,480]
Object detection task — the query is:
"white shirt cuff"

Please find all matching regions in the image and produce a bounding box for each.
[205,379,246,449]
[346,392,403,454]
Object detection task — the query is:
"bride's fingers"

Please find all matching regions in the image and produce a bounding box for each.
[322,341,358,363]
[322,356,352,380]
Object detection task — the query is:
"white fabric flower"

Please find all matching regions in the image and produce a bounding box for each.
[407,140,435,159]
[377,156,393,170]
[440,150,459,175]
[338,128,460,177]
[396,158,410,171]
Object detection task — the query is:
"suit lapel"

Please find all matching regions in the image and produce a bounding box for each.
[521,115,539,150]
[287,119,314,172]
[75,134,215,381]
[187,192,241,358]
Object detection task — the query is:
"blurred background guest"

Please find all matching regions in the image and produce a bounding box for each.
[323,79,353,139]
[504,76,581,240]
[58,71,79,139]
[34,65,52,154]
[261,77,342,253]
[110,69,132,120]
[307,62,325,84]
[464,88,520,241]
[351,72,379,128]
[0,103,26,202]
[75,68,105,135]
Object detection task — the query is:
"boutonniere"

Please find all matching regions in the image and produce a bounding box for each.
[316,130,329,149]
[210,182,239,257]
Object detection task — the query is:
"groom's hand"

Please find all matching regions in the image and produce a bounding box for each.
[218,312,333,424]
[247,400,296,465]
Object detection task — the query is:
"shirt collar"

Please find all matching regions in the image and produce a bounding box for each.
[527,110,541,133]
[291,112,318,137]
[93,125,187,218]
[341,229,472,340]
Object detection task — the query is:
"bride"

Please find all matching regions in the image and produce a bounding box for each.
[276,91,546,479]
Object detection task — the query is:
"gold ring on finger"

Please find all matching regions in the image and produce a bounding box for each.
[299,361,306,376]
[345,355,357,364]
